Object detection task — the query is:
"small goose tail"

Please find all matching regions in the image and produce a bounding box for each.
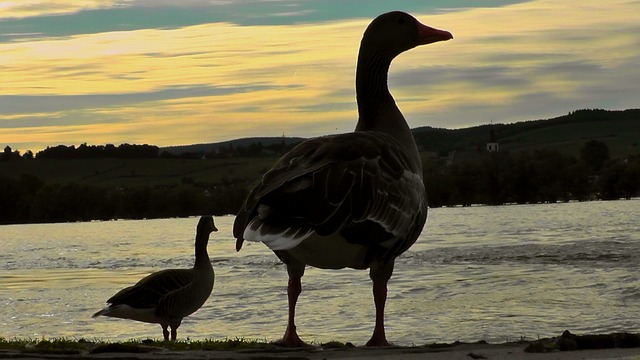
[92,308,108,318]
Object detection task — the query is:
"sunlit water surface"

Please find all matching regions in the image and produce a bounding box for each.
[1,200,639,345]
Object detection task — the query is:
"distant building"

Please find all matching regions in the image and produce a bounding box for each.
[486,125,499,153]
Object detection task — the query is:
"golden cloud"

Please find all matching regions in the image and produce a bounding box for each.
[2,0,639,152]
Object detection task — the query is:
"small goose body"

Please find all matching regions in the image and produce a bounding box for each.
[93,216,217,341]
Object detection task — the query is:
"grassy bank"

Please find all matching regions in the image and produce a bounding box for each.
[2,331,640,356]
[0,337,295,355]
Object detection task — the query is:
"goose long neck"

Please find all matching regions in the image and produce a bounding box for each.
[355,48,420,166]
[193,233,211,270]
[355,50,394,125]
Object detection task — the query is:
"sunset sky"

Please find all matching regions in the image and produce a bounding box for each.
[2,0,639,153]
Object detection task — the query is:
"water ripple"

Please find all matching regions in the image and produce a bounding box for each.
[1,203,639,344]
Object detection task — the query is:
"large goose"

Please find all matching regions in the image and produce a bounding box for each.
[233,12,452,347]
[93,216,217,341]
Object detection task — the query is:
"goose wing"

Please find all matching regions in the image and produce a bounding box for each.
[107,269,195,308]
[234,131,426,259]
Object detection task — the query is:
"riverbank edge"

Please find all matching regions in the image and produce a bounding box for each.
[2,331,640,360]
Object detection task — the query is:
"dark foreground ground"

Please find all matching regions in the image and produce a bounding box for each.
[3,332,640,360]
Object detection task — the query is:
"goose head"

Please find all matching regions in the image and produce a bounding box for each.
[359,11,452,61]
[198,216,218,235]
[195,216,218,249]
[355,11,452,145]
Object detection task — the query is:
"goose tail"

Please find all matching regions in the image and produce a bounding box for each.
[92,307,109,318]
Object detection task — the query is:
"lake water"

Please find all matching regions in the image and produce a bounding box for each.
[1,200,639,346]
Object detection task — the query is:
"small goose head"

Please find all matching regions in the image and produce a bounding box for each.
[198,216,218,235]
[195,216,218,250]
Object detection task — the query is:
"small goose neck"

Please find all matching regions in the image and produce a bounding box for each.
[193,233,211,269]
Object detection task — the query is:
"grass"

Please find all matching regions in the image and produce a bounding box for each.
[0,337,353,355]
[4,333,640,355]
[0,337,90,354]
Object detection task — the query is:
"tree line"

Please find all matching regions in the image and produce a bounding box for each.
[0,140,299,162]
[0,175,248,224]
[35,143,161,159]
[0,140,638,225]
[425,140,640,207]
[159,140,300,159]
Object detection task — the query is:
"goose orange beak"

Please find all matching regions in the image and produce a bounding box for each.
[418,23,453,45]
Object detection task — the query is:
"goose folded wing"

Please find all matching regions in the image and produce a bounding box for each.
[234,132,425,253]
[106,269,195,308]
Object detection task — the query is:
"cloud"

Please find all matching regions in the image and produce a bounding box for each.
[394,0,640,127]
[0,0,116,20]
[392,65,531,89]
[0,84,277,115]
[2,0,639,153]
[0,0,529,42]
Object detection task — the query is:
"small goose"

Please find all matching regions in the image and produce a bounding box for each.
[93,216,217,341]
[234,12,452,347]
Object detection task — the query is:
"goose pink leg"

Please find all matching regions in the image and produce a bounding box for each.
[365,280,391,347]
[274,277,311,347]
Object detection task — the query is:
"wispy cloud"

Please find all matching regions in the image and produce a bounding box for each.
[0,84,281,115]
[0,0,117,19]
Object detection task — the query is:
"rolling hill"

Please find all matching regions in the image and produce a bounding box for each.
[1,109,638,189]
[160,108,640,159]
[412,108,640,159]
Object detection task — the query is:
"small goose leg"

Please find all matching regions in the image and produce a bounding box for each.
[161,325,170,341]
[170,327,178,341]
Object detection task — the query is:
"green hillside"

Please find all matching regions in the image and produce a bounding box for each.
[1,108,638,189]
[498,110,639,157]
[414,108,640,159]
[162,136,306,155]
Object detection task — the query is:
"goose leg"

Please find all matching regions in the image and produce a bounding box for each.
[169,320,182,341]
[366,262,394,347]
[366,280,390,347]
[161,325,170,341]
[274,276,311,347]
